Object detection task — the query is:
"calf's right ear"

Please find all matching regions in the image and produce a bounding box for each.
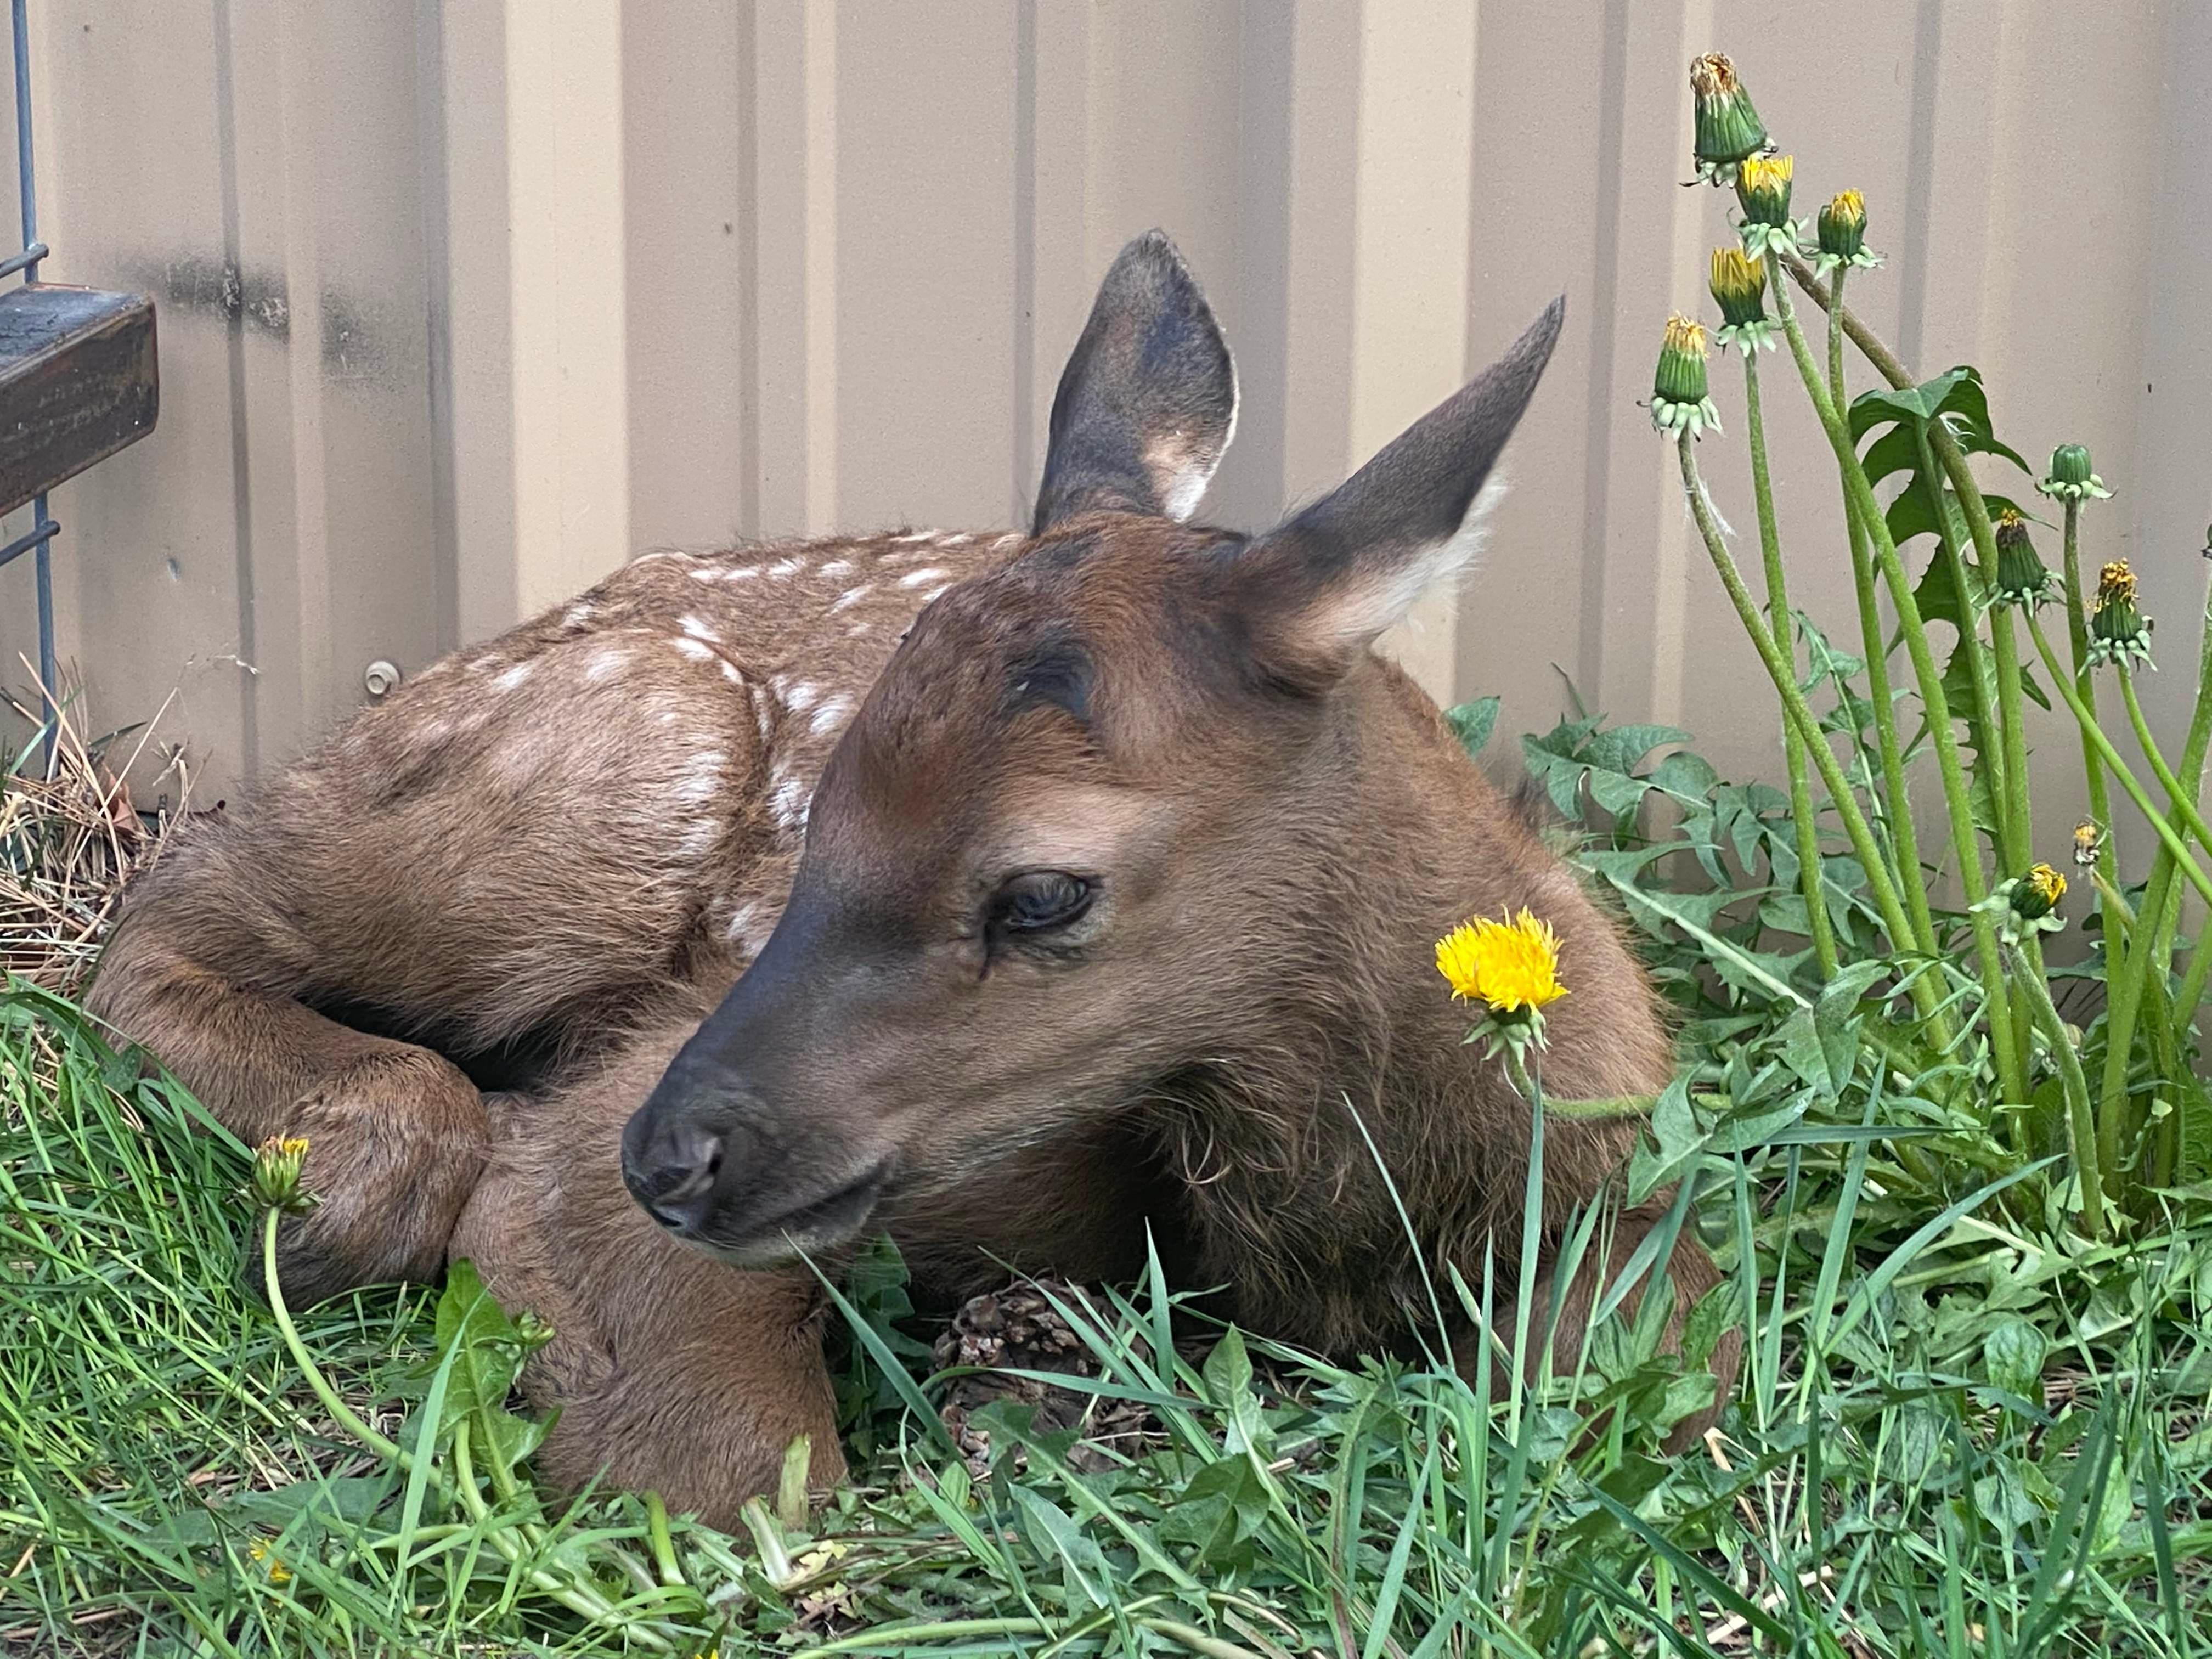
[1032,230,1239,534]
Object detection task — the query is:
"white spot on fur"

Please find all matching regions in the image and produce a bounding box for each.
[891,529,940,544]
[939,532,975,546]
[752,689,776,740]
[562,601,595,629]
[671,636,715,662]
[994,532,1022,550]
[680,614,721,644]
[820,559,853,577]
[585,646,629,683]
[718,565,761,583]
[782,681,820,714]
[918,584,953,604]
[846,621,872,637]
[673,751,727,804]
[723,899,762,943]
[898,566,950,588]
[678,817,723,857]
[767,556,807,578]
[721,660,746,685]
[829,583,874,614]
[771,776,810,832]
[809,695,855,736]
[686,565,720,582]
[493,660,536,691]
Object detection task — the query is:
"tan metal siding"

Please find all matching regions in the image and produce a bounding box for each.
[5,0,2205,888]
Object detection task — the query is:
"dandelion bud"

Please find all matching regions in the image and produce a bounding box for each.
[1708,249,1778,353]
[1650,314,1722,438]
[1689,54,1769,182]
[1733,154,1799,256]
[514,1311,558,1351]
[247,1135,318,1216]
[1991,511,2055,608]
[2010,863,2067,923]
[1735,154,1792,225]
[1814,190,1882,274]
[2089,559,2154,670]
[1709,248,1766,325]
[1819,191,1865,257]
[2036,442,2112,502]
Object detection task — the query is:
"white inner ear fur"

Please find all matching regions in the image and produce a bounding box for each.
[1321,470,1510,648]
[1149,348,1240,522]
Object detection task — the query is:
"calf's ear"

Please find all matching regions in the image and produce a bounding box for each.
[1235,297,1565,685]
[1032,230,1238,533]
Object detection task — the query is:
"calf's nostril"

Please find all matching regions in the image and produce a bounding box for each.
[630,1126,725,1221]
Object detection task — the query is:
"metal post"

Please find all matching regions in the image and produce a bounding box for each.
[9,0,52,772]
[10,0,33,276]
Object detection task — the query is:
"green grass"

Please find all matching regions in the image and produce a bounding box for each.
[2,963,2207,1657]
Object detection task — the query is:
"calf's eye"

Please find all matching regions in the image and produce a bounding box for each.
[990,870,1092,935]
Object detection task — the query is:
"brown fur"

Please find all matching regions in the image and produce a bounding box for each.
[87,234,1736,1528]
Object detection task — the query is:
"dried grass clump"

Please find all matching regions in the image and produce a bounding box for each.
[2,678,189,997]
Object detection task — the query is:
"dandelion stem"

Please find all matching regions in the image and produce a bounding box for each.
[2097,661,2212,1197]
[2059,498,2119,888]
[1914,416,2042,1100]
[1913,422,2013,862]
[2004,943,2103,1239]
[2119,668,2212,857]
[2175,922,2212,1041]
[1826,269,1940,960]
[1774,292,2022,1106]
[2023,615,2212,912]
[261,1208,409,1467]
[1676,431,1944,1038]
[1743,348,1838,977]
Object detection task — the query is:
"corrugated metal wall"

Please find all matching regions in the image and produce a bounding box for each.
[5,1,2208,876]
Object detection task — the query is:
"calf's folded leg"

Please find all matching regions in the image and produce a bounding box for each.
[87,904,490,1305]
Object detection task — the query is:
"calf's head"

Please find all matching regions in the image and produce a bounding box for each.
[622,231,1563,1268]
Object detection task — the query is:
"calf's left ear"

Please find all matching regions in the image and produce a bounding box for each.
[1237,297,1565,683]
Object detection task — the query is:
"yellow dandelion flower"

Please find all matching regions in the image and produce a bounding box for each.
[2096,560,2137,607]
[249,1538,291,1584]
[1435,910,1568,1015]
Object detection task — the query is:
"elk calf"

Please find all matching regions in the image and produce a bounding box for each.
[90,233,1735,1527]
